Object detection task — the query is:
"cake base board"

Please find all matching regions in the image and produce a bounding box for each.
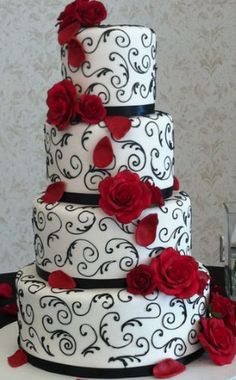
[1,323,235,380]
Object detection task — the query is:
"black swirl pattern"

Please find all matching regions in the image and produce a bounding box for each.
[65,210,96,235]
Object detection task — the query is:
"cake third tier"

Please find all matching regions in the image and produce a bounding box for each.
[33,191,191,285]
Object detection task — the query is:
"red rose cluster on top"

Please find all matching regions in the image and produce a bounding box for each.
[58,0,107,44]
[127,248,209,298]
[99,171,163,224]
[47,79,106,129]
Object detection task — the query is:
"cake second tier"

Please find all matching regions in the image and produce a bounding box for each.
[45,111,174,197]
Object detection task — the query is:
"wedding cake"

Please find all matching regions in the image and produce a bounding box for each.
[14,0,210,378]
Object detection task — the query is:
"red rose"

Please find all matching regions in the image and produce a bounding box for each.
[76,0,107,27]
[151,248,200,299]
[210,292,236,336]
[99,171,152,224]
[127,264,157,296]
[57,1,81,45]
[198,317,236,365]
[47,79,79,130]
[78,94,106,124]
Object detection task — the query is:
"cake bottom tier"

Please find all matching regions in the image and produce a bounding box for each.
[16,263,209,378]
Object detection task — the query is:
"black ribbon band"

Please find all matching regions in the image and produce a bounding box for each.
[61,186,173,206]
[21,348,204,378]
[36,266,127,289]
[105,103,155,117]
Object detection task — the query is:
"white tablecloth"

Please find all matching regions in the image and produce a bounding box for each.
[0,322,235,380]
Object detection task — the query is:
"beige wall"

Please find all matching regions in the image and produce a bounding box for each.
[0,0,235,272]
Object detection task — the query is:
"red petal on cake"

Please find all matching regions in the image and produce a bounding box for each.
[104,116,132,139]
[153,358,186,378]
[198,271,210,295]
[93,137,114,168]
[8,349,28,368]
[135,214,158,247]
[68,38,86,67]
[48,270,77,289]
[0,283,13,298]
[41,181,65,204]
[58,22,81,45]
[0,303,18,316]
[173,176,180,191]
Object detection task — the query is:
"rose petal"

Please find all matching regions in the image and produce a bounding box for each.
[93,136,113,168]
[0,303,18,316]
[0,283,13,298]
[173,176,180,191]
[8,349,28,368]
[135,214,158,247]
[68,38,86,67]
[48,270,77,289]
[58,21,81,45]
[41,182,65,204]
[104,116,132,139]
[153,358,186,378]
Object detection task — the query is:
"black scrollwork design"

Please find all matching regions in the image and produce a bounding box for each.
[162,299,187,330]
[47,212,63,247]
[108,338,150,367]
[34,234,52,267]
[105,239,139,273]
[65,210,96,235]
[80,324,100,356]
[73,293,114,317]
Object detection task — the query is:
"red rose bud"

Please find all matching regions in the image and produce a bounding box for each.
[151,248,200,299]
[173,176,180,191]
[48,270,77,289]
[105,116,132,139]
[127,264,157,296]
[8,349,28,368]
[93,136,114,168]
[78,94,107,124]
[197,270,210,296]
[135,214,159,247]
[145,182,164,207]
[198,318,236,365]
[153,358,186,378]
[42,182,65,204]
[76,0,107,27]
[68,38,86,67]
[99,171,152,224]
[47,79,79,130]
[0,282,13,298]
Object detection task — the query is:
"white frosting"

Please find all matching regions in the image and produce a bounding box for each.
[45,111,174,194]
[33,191,191,281]
[16,263,209,371]
[61,25,157,108]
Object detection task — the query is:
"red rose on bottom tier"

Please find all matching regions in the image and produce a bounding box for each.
[99,171,152,224]
[151,248,200,299]
[198,318,236,365]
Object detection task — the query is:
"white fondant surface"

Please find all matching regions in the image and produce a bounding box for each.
[45,111,174,195]
[16,263,209,371]
[33,191,192,280]
[61,25,157,108]
[1,322,236,380]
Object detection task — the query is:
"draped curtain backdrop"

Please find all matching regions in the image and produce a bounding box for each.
[0,0,235,272]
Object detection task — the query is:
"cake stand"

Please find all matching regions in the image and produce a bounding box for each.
[0,323,235,380]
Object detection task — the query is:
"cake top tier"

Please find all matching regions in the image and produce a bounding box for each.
[57,1,157,114]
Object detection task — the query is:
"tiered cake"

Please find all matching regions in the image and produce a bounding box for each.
[15,1,210,378]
